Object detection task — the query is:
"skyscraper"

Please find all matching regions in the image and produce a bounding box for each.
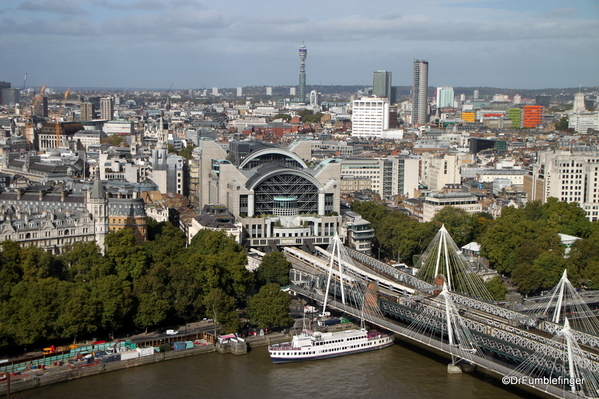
[100,97,114,120]
[412,60,429,125]
[298,43,307,103]
[373,70,392,100]
[573,92,586,112]
[435,87,454,108]
[81,102,94,120]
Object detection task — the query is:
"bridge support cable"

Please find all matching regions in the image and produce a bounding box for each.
[523,270,599,337]
[404,284,485,366]
[415,225,494,302]
[508,318,599,398]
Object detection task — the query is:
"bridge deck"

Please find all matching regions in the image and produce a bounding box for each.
[288,246,599,399]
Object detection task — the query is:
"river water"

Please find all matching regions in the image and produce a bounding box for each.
[22,339,534,399]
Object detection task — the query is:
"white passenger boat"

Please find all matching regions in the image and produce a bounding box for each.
[268,328,394,363]
[270,235,394,363]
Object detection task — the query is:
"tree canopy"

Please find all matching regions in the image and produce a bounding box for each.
[255,252,291,287]
[0,224,259,356]
[247,283,293,330]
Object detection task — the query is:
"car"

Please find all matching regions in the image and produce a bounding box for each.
[166,329,179,335]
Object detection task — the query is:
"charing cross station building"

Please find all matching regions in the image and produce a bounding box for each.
[193,139,346,251]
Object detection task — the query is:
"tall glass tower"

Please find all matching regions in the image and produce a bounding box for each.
[412,60,429,125]
[373,70,392,100]
[299,43,307,103]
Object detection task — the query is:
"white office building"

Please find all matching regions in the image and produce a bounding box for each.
[529,150,599,221]
[351,97,390,138]
[340,156,419,199]
[568,113,599,134]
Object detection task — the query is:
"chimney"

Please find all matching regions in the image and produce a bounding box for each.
[61,190,67,202]
[39,189,45,201]
[16,189,23,200]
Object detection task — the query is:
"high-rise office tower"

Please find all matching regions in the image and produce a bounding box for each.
[573,92,586,112]
[266,87,272,96]
[34,96,49,117]
[212,87,219,96]
[290,87,296,96]
[236,87,243,97]
[299,43,307,103]
[81,102,94,120]
[435,87,454,108]
[373,70,392,100]
[309,90,321,106]
[100,97,114,120]
[412,60,429,125]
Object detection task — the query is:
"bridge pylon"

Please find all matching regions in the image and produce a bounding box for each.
[524,269,599,336]
[405,283,485,370]
[415,225,493,302]
[509,317,599,397]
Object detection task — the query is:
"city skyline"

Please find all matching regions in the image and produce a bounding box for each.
[1,0,598,90]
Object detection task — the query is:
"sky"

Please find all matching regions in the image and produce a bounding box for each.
[1,0,598,90]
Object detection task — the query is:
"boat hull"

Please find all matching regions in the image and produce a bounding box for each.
[269,337,394,364]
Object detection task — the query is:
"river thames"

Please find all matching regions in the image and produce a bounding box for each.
[22,339,536,399]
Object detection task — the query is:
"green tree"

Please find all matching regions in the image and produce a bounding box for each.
[247,283,293,330]
[480,213,561,274]
[533,251,568,290]
[485,276,507,301]
[91,275,132,337]
[105,229,149,282]
[167,263,202,320]
[203,288,240,334]
[55,282,98,341]
[187,230,252,300]
[5,278,63,345]
[512,263,544,295]
[62,241,113,283]
[0,243,22,301]
[273,113,292,122]
[109,134,126,146]
[554,116,569,132]
[432,207,476,246]
[256,252,291,287]
[541,198,591,238]
[180,145,197,160]
[144,222,187,265]
[20,245,64,281]
[132,260,171,331]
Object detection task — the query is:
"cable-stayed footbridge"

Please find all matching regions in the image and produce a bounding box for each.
[285,229,599,399]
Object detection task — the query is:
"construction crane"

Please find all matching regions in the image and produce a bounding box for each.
[53,87,71,148]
